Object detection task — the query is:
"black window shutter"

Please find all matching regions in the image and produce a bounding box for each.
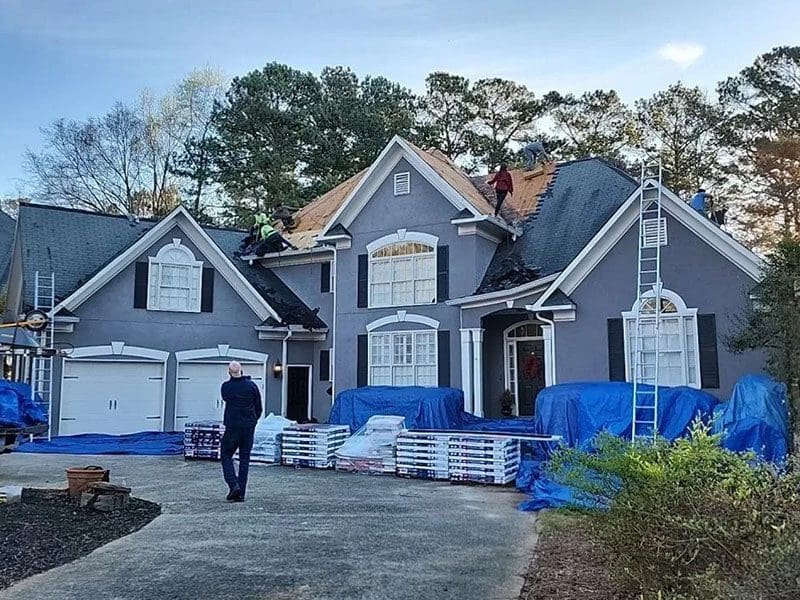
[133,262,148,309]
[357,335,368,387]
[357,254,368,308]
[607,318,626,381]
[437,330,450,387]
[437,245,449,302]
[698,314,720,389]
[320,262,331,293]
[320,349,330,381]
[201,268,214,313]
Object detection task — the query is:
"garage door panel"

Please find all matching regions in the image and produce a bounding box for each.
[60,361,164,436]
[175,361,265,430]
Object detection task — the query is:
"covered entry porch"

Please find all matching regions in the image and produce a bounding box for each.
[460,308,555,419]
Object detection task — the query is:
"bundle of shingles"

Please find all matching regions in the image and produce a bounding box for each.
[281,423,350,469]
[183,421,225,460]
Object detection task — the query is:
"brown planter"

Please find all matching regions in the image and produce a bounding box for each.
[66,466,110,498]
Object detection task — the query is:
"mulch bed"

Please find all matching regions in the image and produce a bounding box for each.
[520,511,626,600]
[0,488,160,590]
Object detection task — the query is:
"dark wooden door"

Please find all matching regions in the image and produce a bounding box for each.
[287,366,311,422]
[517,340,545,416]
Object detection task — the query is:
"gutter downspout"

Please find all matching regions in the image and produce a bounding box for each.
[535,312,556,386]
[330,245,337,405]
[281,330,293,416]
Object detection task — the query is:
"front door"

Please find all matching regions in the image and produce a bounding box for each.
[286,366,311,422]
[516,340,545,416]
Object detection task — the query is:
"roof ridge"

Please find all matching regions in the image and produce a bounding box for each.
[18,201,159,222]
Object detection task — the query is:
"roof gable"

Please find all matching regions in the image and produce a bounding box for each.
[532,179,764,309]
[320,136,514,237]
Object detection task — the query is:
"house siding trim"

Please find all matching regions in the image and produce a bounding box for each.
[366,311,440,332]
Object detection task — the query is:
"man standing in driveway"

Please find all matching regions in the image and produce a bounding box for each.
[220,361,262,502]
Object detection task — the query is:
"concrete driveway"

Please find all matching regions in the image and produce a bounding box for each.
[1,454,536,600]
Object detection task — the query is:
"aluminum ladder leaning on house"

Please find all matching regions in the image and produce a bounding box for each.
[631,163,667,441]
[32,271,56,440]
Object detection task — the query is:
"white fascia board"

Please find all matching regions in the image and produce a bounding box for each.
[446,272,559,308]
[450,214,522,237]
[320,136,481,236]
[55,206,280,322]
[242,246,333,265]
[536,181,765,308]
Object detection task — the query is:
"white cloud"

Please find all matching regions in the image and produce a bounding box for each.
[657,42,705,68]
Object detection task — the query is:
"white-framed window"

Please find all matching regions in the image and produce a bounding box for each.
[622,289,700,388]
[369,329,437,387]
[147,239,203,313]
[369,242,436,307]
[394,172,410,196]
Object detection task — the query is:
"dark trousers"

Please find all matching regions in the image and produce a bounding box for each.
[221,426,255,497]
[495,189,509,216]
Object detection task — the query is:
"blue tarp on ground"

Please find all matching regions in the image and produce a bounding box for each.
[16,432,184,455]
[329,386,466,432]
[0,379,47,428]
[713,374,790,464]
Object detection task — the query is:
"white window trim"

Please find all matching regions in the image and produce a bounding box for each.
[394,171,411,196]
[366,311,440,332]
[367,231,439,309]
[368,328,439,387]
[147,239,204,313]
[621,289,701,389]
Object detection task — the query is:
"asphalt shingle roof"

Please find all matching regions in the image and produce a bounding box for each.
[0,210,16,288]
[477,158,638,293]
[16,203,325,328]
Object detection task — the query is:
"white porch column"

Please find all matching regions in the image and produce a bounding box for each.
[471,328,485,417]
[459,329,473,413]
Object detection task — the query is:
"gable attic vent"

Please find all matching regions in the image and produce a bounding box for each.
[394,172,411,196]
[642,217,668,247]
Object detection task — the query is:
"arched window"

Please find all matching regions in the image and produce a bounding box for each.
[369,241,437,307]
[147,239,203,312]
[622,289,700,388]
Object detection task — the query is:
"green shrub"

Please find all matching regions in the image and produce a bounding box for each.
[548,422,800,599]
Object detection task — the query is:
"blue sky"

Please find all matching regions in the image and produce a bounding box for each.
[1,0,799,197]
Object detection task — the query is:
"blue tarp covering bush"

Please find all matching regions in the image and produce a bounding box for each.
[712,374,790,464]
[0,379,47,428]
[329,386,467,432]
[16,431,184,455]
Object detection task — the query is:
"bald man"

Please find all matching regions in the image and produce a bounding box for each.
[220,361,262,502]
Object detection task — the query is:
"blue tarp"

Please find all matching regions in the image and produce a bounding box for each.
[532,382,719,449]
[0,380,47,428]
[713,374,790,464]
[516,382,719,511]
[16,432,184,455]
[329,386,466,432]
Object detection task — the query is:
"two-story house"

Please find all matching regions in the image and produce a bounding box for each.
[4,136,766,437]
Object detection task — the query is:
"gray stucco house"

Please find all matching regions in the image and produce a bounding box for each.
[4,136,765,436]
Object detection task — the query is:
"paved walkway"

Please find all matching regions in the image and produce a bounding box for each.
[1,454,536,600]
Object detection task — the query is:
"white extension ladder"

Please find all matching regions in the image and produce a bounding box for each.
[631,163,666,440]
[32,271,55,440]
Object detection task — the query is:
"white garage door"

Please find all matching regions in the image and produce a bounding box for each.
[60,360,164,436]
[175,362,265,430]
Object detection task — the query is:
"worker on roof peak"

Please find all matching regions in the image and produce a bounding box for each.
[690,188,712,215]
[523,141,549,171]
[487,163,514,217]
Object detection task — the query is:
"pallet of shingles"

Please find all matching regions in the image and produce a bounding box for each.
[395,431,450,480]
[281,424,350,469]
[184,421,225,460]
[447,435,520,485]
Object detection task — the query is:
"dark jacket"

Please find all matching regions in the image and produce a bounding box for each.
[488,170,514,193]
[221,376,262,429]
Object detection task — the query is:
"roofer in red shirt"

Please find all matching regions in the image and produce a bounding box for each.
[487,163,514,217]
